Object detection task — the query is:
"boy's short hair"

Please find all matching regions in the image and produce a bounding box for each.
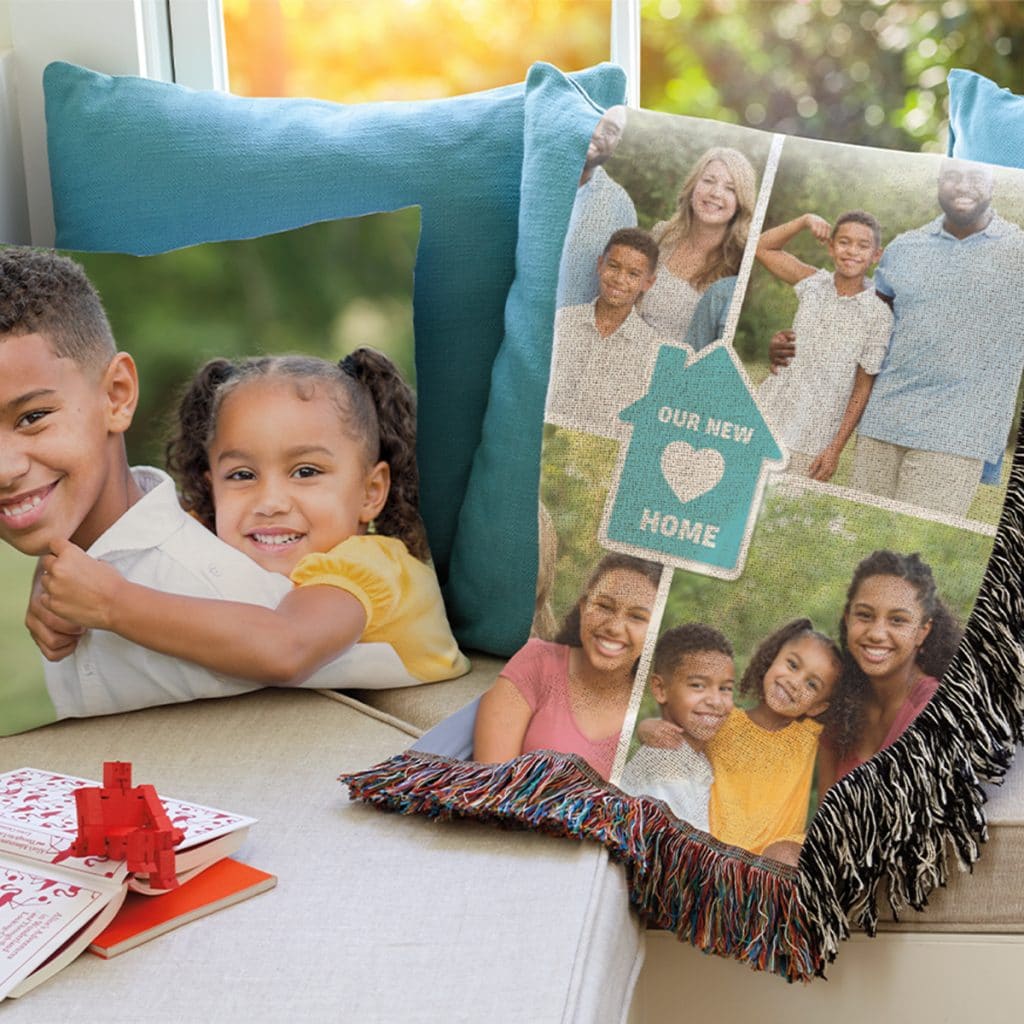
[832,210,882,250]
[0,247,115,369]
[601,227,659,275]
[653,622,733,679]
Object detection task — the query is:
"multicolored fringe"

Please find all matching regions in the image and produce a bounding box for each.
[801,421,1024,962]
[341,748,822,982]
[343,427,1024,983]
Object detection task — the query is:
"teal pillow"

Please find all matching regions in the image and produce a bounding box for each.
[42,60,626,584]
[947,69,1024,168]
[445,63,621,653]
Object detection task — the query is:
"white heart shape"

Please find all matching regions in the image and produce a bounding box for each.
[659,441,725,504]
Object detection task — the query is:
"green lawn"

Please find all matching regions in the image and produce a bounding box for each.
[0,545,57,734]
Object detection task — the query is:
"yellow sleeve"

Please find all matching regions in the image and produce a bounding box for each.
[290,535,402,630]
[291,535,469,684]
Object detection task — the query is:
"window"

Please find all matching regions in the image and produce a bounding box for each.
[221,0,1024,154]
[221,0,611,102]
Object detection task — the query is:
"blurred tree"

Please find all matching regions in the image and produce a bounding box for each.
[223,0,1024,135]
[641,0,1024,152]
[223,0,610,101]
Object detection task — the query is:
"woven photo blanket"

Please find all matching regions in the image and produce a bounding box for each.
[343,105,1024,981]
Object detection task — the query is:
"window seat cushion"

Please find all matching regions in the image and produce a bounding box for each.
[0,687,642,1022]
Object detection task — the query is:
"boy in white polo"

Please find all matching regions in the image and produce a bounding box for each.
[619,624,735,832]
[755,211,893,482]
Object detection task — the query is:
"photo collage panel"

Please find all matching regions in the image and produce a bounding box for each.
[529,105,1023,865]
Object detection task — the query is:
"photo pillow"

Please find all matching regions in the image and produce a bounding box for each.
[0,211,470,735]
[344,109,1024,978]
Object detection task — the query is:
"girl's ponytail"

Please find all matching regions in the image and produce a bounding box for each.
[341,348,431,562]
[166,358,237,530]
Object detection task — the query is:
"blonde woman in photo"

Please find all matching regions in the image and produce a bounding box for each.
[640,147,757,341]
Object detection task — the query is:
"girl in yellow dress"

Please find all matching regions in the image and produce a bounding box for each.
[706,618,841,865]
[38,349,468,687]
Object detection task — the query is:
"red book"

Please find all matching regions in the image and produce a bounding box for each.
[89,859,277,959]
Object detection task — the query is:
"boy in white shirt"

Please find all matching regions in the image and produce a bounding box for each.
[619,624,734,832]
[547,227,667,437]
[755,211,893,481]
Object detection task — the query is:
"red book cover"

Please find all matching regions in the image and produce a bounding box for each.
[89,859,276,959]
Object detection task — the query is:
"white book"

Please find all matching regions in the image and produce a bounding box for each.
[0,767,255,998]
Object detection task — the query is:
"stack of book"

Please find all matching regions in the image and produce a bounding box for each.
[0,767,275,999]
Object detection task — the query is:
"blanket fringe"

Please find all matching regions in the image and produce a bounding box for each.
[342,427,1024,982]
[799,426,1024,962]
[341,749,821,982]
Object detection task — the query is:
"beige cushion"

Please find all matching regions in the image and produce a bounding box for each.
[0,688,641,1022]
[346,650,505,732]
[878,751,1024,932]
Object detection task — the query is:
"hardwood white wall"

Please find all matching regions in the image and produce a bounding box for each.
[0,1,225,246]
[8,1,162,245]
[0,52,27,243]
[1,0,29,245]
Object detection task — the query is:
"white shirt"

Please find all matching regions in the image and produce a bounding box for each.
[618,742,713,832]
[757,269,893,456]
[44,467,414,719]
[546,302,669,438]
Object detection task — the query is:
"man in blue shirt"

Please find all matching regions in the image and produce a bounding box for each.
[555,106,637,309]
[772,160,1024,518]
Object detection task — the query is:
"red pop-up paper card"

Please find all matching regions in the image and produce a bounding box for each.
[72,762,184,890]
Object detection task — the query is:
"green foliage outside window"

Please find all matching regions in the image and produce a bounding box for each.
[642,0,1024,152]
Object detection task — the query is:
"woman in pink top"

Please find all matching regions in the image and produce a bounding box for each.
[473,553,661,780]
[818,550,962,792]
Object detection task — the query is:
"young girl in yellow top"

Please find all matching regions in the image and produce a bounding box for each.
[706,618,841,865]
[39,350,468,686]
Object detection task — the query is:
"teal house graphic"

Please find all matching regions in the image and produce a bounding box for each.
[601,343,784,578]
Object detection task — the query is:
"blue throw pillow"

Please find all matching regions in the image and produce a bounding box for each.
[42,60,626,587]
[445,62,625,654]
[947,69,1024,169]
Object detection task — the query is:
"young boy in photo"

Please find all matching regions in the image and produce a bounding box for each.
[546,227,668,437]
[618,624,735,832]
[755,211,893,482]
[0,248,413,721]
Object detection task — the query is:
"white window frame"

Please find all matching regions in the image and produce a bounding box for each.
[168,0,229,92]
[611,0,641,109]
[3,0,229,245]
